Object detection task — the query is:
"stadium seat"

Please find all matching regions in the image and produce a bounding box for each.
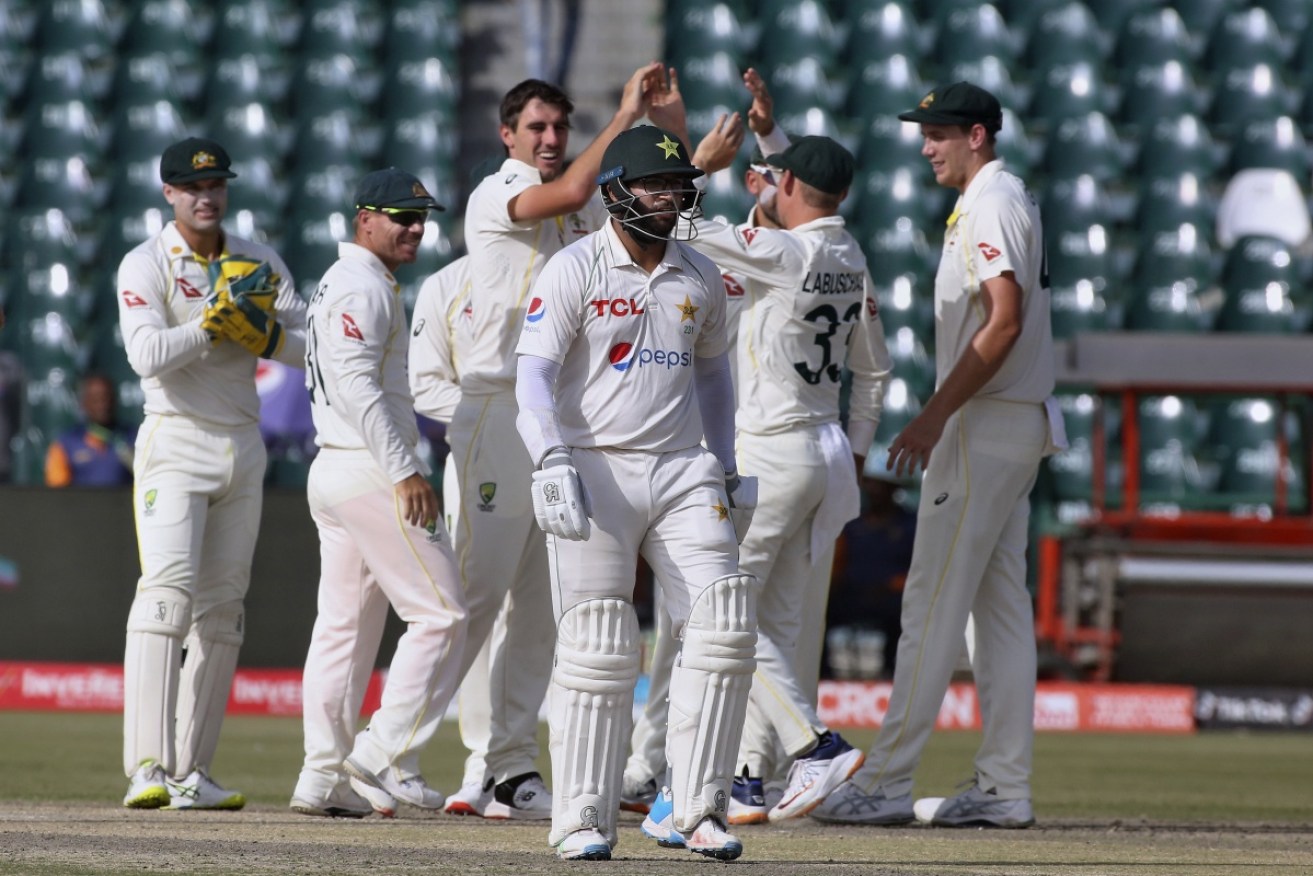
[1205,7,1288,71]
[933,2,1018,65]
[1047,224,1116,290]
[111,51,202,107]
[945,55,1023,114]
[120,0,208,65]
[1135,395,1210,500]
[845,53,926,120]
[872,273,933,339]
[384,0,459,63]
[764,57,843,118]
[1042,175,1115,236]
[381,56,459,123]
[1227,116,1308,177]
[14,155,107,225]
[1050,279,1118,339]
[772,105,846,144]
[845,1,924,65]
[677,51,747,128]
[1023,1,1109,69]
[1216,169,1311,249]
[1134,172,1214,238]
[1113,7,1194,67]
[1041,112,1127,183]
[698,169,754,224]
[1117,60,1206,131]
[289,108,378,171]
[756,0,844,69]
[884,326,935,404]
[1173,0,1243,37]
[205,55,294,116]
[1124,280,1212,333]
[858,116,925,175]
[1135,114,1221,183]
[1046,392,1114,502]
[1220,235,1298,289]
[289,55,379,121]
[22,96,109,162]
[1029,61,1111,127]
[281,209,352,298]
[17,311,84,380]
[862,219,937,286]
[1215,235,1305,332]
[297,0,385,64]
[210,0,296,62]
[853,167,932,243]
[665,2,750,65]
[1256,0,1310,35]
[1209,63,1297,133]
[1208,397,1305,512]
[33,0,117,61]
[226,155,287,229]
[108,99,193,164]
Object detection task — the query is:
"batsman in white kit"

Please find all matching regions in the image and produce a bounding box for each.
[290,168,467,819]
[515,125,759,861]
[119,137,306,810]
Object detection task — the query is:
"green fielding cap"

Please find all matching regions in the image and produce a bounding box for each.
[898,81,1003,132]
[767,135,855,196]
[160,137,237,185]
[597,125,704,185]
[353,167,445,211]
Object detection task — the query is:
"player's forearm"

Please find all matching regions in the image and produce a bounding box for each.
[335,373,424,482]
[924,319,1020,423]
[694,352,737,474]
[411,379,461,424]
[124,321,212,379]
[515,354,566,465]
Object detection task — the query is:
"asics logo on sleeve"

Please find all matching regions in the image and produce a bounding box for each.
[608,342,692,372]
[526,297,546,322]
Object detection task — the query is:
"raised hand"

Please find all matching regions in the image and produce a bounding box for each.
[647,66,689,140]
[743,67,775,136]
[619,61,665,126]
[692,112,745,175]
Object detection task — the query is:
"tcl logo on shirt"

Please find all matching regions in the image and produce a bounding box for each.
[177,277,204,299]
[589,298,645,318]
[723,274,745,298]
[977,242,1002,262]
[122,290,147,308]
[342,313,364,341]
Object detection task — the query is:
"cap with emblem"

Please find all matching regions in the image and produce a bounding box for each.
[597,125,704,185]
[160,137,237,185]
[898,81,1003,133]
[353,167,445,212]
[767,135,855,196]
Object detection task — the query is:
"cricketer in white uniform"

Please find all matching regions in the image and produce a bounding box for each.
[813,82,1065,828]
[691,131,894,824]
[119,137,306,811]
[441,69,659,818]
[291,168,467,819]
[515,125,758,862]
[411,254,555,819]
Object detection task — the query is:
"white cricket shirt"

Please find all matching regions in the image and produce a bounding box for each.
[461,157,608,396]
[937,159,1055,403]
[306,242,424,482]
[116,221,306,428]
[515,221,729,452]
[409,255,471,423]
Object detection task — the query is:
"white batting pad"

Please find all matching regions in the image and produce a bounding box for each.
[123,589,190,776]
[175,601,244,776]
[548,598,639,847]
[667,574,758,831]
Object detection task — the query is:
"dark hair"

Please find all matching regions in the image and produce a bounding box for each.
[957,122,999,146]
[500,79,574,130]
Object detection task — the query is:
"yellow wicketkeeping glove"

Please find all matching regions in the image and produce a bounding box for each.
[205,256,284,357]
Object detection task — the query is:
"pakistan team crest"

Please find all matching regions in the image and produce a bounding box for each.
[477,482,497,512]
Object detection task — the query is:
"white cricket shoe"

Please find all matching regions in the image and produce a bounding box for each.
[809,780,915,825]
[345,759,445,815]
[555,828,612,861]
[642,787,744,860]
[165,769,246,810]
[443,777,493,817]
[769,731,865,822]
[763,779,786,811]
[290,783,373,818]
[619,774,658,814]
[123,761,170,809]
[484,771,552,820]
[640,787,685,848]
[914,782,1035,828]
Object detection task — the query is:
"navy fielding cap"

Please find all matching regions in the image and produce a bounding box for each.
[353,167,445,211]
[898,82,1003,133]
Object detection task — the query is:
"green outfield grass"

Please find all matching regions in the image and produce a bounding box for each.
[0,712,1310,875]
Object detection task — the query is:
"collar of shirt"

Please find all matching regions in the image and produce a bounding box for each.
[948,158,1006,229]
[161,221,228,267]
[497,156,543,184]
[791,215,848,234]
[336,241,400,292]
[599,219,684,274]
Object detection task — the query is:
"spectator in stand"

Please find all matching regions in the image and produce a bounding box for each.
[45,373,135,488]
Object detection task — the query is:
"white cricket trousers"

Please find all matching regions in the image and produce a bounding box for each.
[123,414,264,777]
[299,449,467,793]
[851,397,1045,800]
[736,428,839,776]
[446,394,555,784]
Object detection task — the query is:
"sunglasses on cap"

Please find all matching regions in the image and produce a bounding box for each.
[750,164,781,185]
[361,205,428,226]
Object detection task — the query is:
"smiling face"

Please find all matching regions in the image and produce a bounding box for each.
[356,207,427,271]
[501,97,571,181]
[919,122,988,192]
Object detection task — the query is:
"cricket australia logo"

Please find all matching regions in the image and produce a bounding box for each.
[580,805,599,828]
[143,488,158,517]
[477,482,497,513]
[425,520,444,544]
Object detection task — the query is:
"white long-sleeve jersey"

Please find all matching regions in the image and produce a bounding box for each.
[116,221,307,428]
[460,157,608,397]
[306,242,425,483]
[693,214,892,454]
[408,255,471,424]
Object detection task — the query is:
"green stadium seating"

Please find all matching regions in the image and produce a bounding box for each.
[884,326,935,404]
[845,53,927,120]
[946,55,1024,113]
[109,98,192,163]
[297,0,384,64]
[764,57,843,117]
[853,167,932,242]
[665,2,750,66]
[204,101,293,167]
[1117,60,1206,131]
[1030,61,1112,127]
[17,312,84,379]
[384,0,460,64]
[205,55,293,115]
[1133,172,1215,237]
[1209,63,1297,133]
[1024,1,1109,69]
[1042,174,1115,235]
[1205,7,1288,71]
[845,1,924,65]
[1041,111,1126,182]
[933,2,1018,66]
[865,376,923,467]
[1046,224,1116,289]
[1112,6,1193,67]
[1173,0,1243,38]
[1256,0,1310,35]
[1215,236,1305,333]
[112,52,201,107]
[15,155,107,226]
[210,1,296,63]
[872,274,933,339]
[1228,116,1308,176]
[1050,279,1118,338]
[858,115,925,174]
[121,0,207,65]
[1135,114,1222,183]
[289,108,377,170]
[33,0,117,61]
[382,57,458,123]
[290,55,378,121]
[675,51,746,117]
[756,0,844,69]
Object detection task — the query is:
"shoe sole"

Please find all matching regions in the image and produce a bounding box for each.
[290,801,371,819]
[344,762,398,818]
[123,788,170,809]
[443,801,486,816]
[559,848,611,861]
[932,816,1035,829]
[689,843,743,861]
[770,749,866,822]
[810,808,916,826]
[164,798,246,811]
[728,808,768,825]
[484,802,552,821]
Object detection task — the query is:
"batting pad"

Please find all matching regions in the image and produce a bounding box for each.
[667,574,758,832]
[174,601,244,776]
[547,598,639,848]
[123,589,190,776]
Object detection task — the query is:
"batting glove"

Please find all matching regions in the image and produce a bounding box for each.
[725,470,758,544]
[531,447,591,541]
